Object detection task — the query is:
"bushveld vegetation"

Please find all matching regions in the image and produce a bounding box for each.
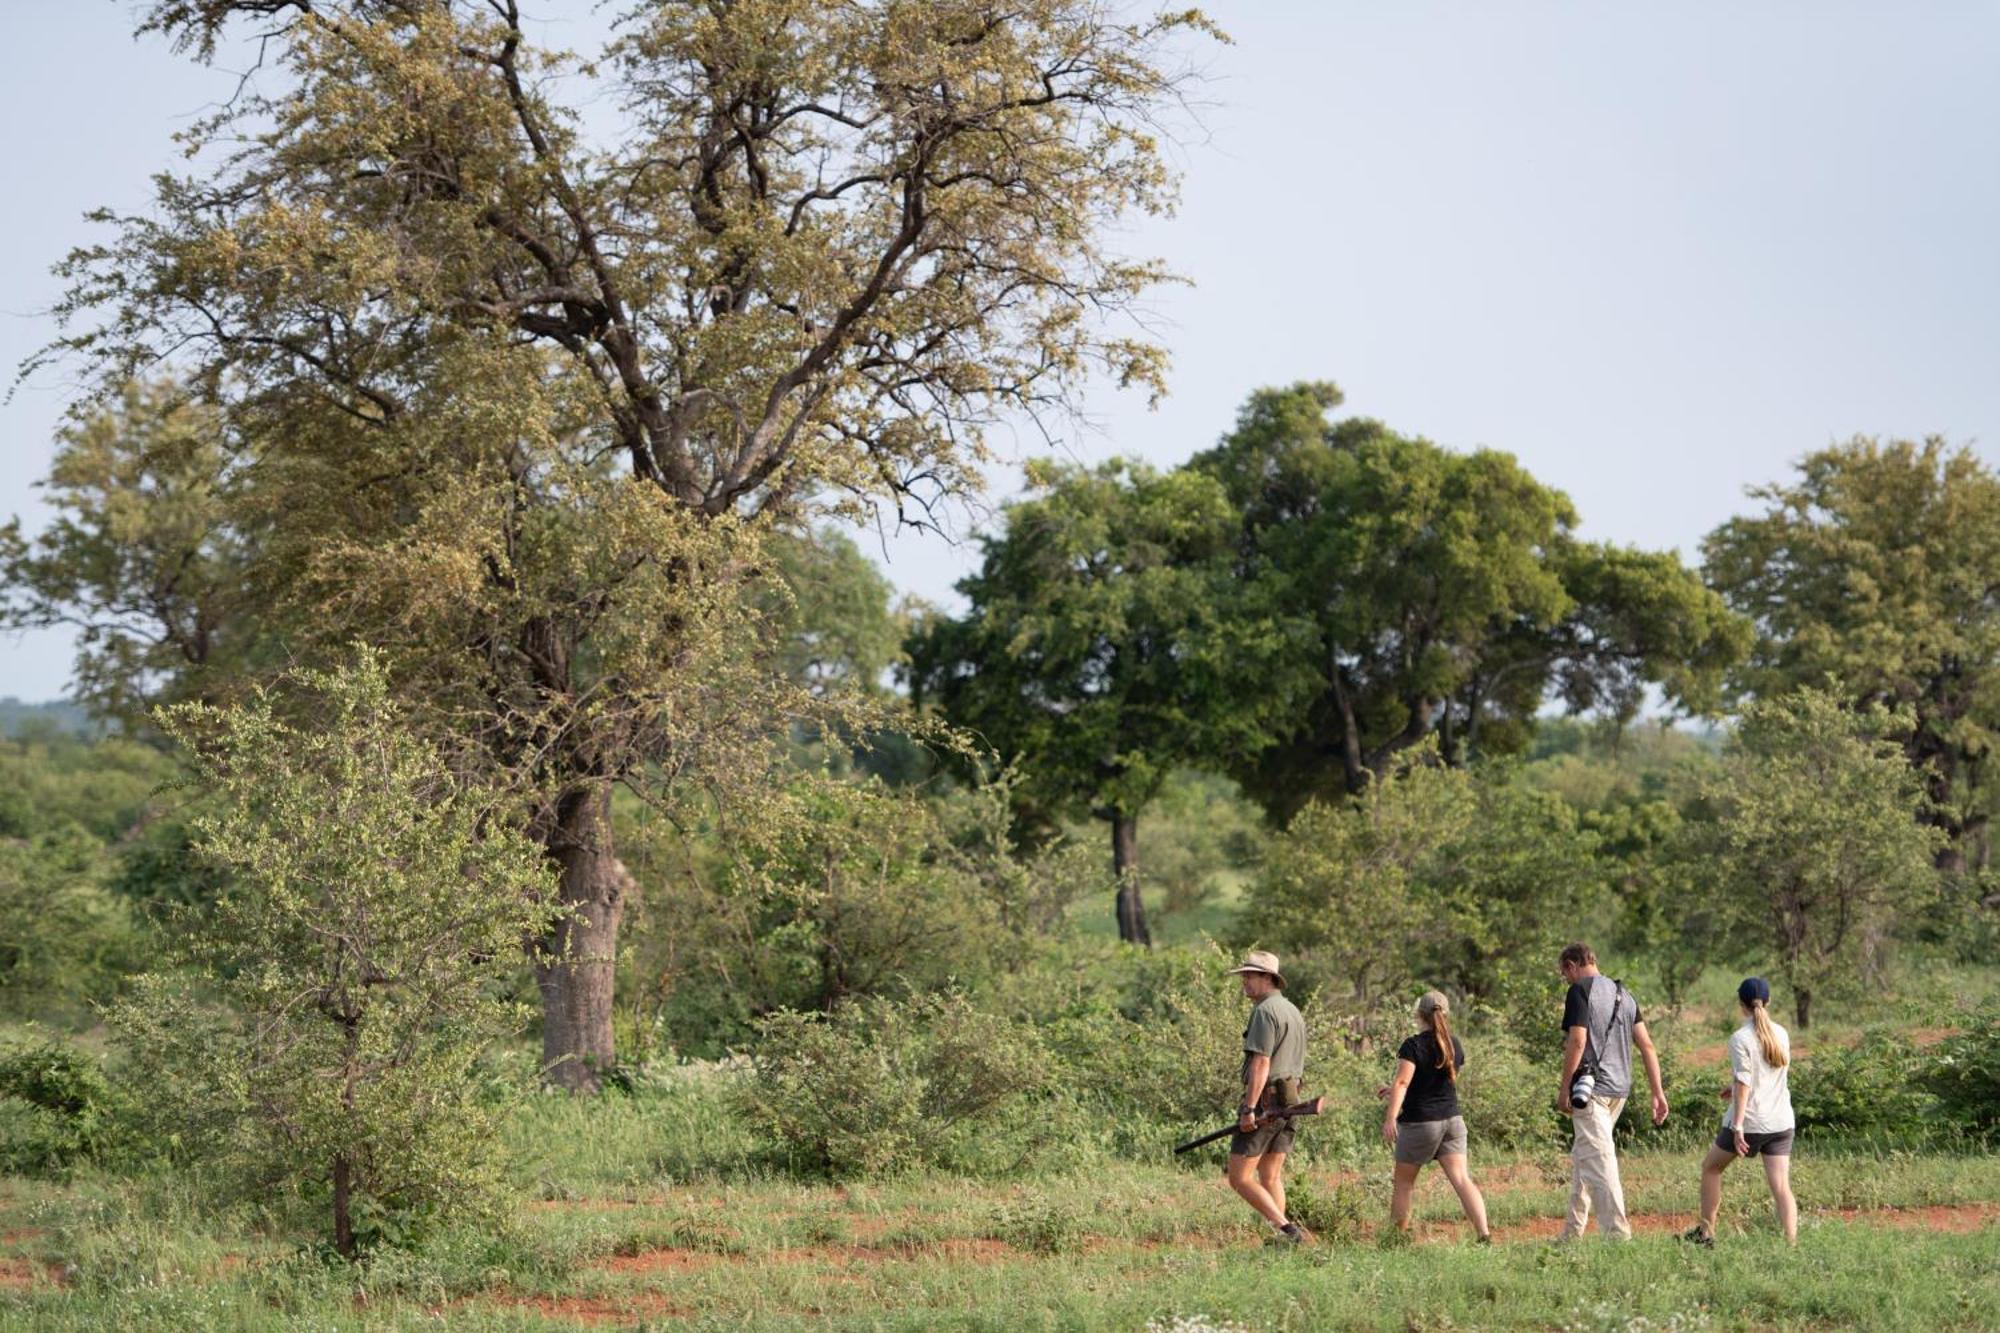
[1,3,1996,1329]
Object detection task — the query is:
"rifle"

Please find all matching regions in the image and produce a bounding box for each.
[1172,1094,1328,1154]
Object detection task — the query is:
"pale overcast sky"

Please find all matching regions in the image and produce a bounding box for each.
[4,1,1997,703]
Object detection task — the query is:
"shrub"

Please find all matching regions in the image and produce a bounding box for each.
[1641,1042,1730,1152]
[747,991,1052,1176]
[1791,1031,1934,1133]
[0,1035,122,1175]
[986,1188,1086,1254]
[1454,1027,1555,1154]
[626,776,1087,1058]
[1924,1004,2000,1136]
[1282,1174,1369,1244]
[0,827,147,1020]
[1069,962,1245,1131]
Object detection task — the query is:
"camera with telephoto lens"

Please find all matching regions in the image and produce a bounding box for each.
[1569,1069,1596,1109]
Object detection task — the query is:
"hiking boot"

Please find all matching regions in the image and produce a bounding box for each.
[1678,1224,1714,1249]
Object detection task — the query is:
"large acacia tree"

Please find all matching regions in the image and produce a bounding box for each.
[29,0,1213,1088]
[1192,382,1749,823]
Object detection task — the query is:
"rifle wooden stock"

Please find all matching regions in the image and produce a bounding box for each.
[1171,1094,1327,1154]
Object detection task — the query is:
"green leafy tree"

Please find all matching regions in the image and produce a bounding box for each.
[109,652,558,1257]
[1523,722,1722,1012]
[763,527,940,786]
[768,529,908,700]
[1,381,253,728]
[30,1,1215,1086]
[0,731,173,1017]
[1703,437,2000,870]
[1244,748,1601,1032]
[907,458,1313,944]
[1192,382,1748,822]
[1681,689,1943,1028]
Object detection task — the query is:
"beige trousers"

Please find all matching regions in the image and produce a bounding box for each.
[1560,1094,1631,1240]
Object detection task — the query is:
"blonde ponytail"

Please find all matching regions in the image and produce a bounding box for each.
[1416,990,1457,1082]
[1748,999,1788,1068]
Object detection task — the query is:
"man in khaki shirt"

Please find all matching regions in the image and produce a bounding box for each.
[1225,950,1310,1244]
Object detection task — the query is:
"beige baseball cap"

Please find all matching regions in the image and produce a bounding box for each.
[1225,950,1285,988]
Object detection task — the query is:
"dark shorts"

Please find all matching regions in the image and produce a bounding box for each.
[1715,1126,1794,1157]
[1228,1117,1296,1158]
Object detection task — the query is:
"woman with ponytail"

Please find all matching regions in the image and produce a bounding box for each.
[1380,991,1491,1242]
[1682,977,1797,1246]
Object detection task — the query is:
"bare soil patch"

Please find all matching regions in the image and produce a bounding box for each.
[601,1247,727,1276]
[485,1292,690,1326]
[0,1257,58,1290]
[1826,1202,1998,1232]
[598,1233,1018,1279]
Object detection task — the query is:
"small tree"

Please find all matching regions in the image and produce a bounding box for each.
[1244,749,1600,1033]
[1689,689,1943,1028]
[110,652,558,1257]
[1248,755,1459,1026]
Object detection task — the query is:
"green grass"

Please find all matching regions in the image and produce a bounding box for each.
[3,940,1991,1329]
[2,1146,1994,1330]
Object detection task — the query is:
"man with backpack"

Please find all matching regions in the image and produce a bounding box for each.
[1555,942,1669,1240]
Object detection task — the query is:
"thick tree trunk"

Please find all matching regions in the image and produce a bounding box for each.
[332,1154,354,1260]
[536,784,627,1092]
[1794,987,1812,1031]
[1111,814,1151,947]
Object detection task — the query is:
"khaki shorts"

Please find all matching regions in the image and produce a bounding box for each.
[1229,1079,1302,1158]
[1393,1115,1467,1165]
[1228,1116,1296,1158]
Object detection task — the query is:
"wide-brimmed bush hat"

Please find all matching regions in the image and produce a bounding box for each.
[1226,950,1286,988]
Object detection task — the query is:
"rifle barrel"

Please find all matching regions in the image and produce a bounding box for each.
[1170,1096,1326,1155]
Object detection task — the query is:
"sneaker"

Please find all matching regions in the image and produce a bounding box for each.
[1678,1225,1714,1249]
[1474,1233,1493,1246]
[1277,1221,1310,1245]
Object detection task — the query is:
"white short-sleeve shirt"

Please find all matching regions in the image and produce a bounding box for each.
[1724,1019,1795,1134]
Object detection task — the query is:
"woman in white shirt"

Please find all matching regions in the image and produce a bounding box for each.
[1683,976,1797,1245]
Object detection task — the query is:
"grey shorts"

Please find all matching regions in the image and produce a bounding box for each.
[1393,1116,1468,1165]
[1715,1126,1794,1157]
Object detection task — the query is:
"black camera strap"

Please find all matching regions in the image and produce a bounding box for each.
[1584,976,1626,1078]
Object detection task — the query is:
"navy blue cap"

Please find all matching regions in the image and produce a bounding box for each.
[1738,976,1770,1005]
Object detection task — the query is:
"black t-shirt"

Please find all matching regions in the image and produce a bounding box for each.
[1395,1032,1467,1123]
